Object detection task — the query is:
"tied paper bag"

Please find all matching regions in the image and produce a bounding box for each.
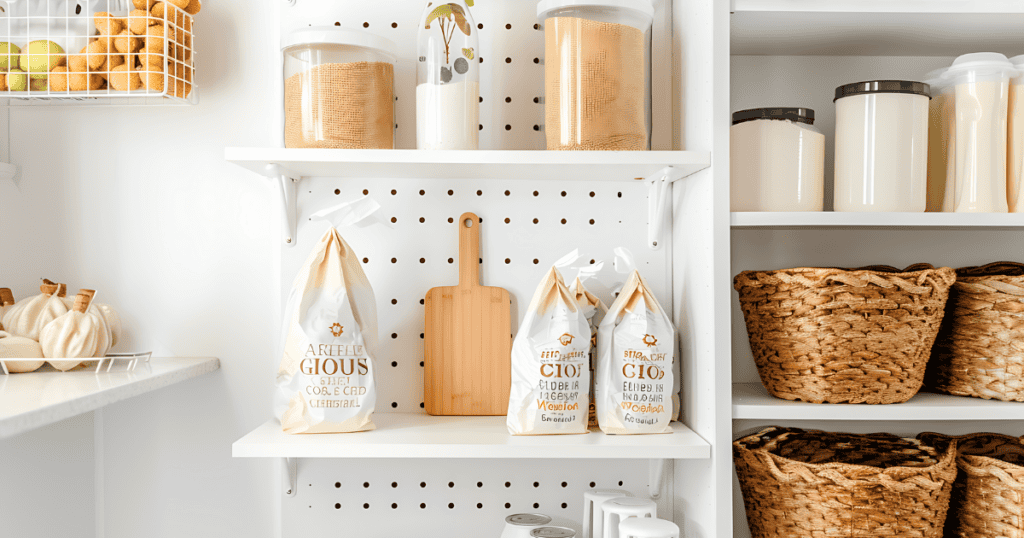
[507,267,591,435]
[275,227,379,434]
[596,270,675,434]
[569,277,607,429]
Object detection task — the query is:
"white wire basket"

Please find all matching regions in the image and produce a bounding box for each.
[0,351,152,374]
[0,0,196,105]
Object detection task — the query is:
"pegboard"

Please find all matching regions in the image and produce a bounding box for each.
[285,459,672,537]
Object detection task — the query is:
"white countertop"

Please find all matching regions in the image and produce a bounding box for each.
[0,357,220,438]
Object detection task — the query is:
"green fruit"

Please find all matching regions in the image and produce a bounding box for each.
[0,42,20,71]
[30,78,47,91]
[8,68,27,91]
[19,41,64,79]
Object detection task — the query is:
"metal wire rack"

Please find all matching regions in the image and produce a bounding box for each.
[0,352,153,374]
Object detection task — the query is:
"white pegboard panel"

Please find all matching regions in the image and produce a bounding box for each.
[284,177,672,413]
[285,458,670,537]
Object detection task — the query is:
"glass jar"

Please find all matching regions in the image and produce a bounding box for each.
[834,80,931,212]
[730,108,824,212]
[417,0,480,150]
[537,0,653,151]
[283,28,397,149]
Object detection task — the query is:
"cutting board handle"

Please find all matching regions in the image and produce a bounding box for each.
[458,212,481,288]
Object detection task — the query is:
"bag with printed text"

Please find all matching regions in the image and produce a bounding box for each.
[596,270,675,434]
[569,277,607,428]
[275,227,379,434]
[507,267,591,435]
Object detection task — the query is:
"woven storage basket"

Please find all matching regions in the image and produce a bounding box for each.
[734,265,957,404]
[735,427,957,538]
[927,262,1024,401]
[919,432,1024,538]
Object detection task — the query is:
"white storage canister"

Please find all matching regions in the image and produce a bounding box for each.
[943,53,1017,213]
[923,68,955,212]
[537,0,654,151]
[730,107,825,212]
[283,28,397,149]
[834,80,931,212]
[1009,55,1024,212]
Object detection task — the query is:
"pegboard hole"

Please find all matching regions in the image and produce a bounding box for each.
[419,217,426,224]
[420,482,427,488]
[534,97,540,103]
[505,258,511,264]
[617,192,623,198]
[590,191,596,197]
[561,218,567,224]
[391,217,398,223]
[391,189,397,195]
[334,22,340,26]
[477,482,484,488]
[505,23,512,29]
[533,503,540,509]
[391,402,398,408]
[420,299,425,305]
[590,219,595,225]
[421,503,427,509]
[590,259,596,264]
[419,189,426,195]
[533,259,539,264]
[448,482,455,488]
[391,257,397,264]
[478,23,483,29]
[391,22,398,28]
[448,258,454,264]
[363,503,370,509]
[448,217,454,223]
[420,257,426,263]
[333,188,340,195]
[391,361,397,367]
[533,125,540,131]
[561,191,567,197]
[364,482,370,488]
[362,22,369,28]
[480,124,484,130]
[590,482,596,487]
[505,502,512,509]
[335,482,341,488]
[505,482,511,488]
[449,503,455,509]
[534,57,540,64]
[534,23,540,30]
[392,482,398,488]
[335,503,341,509]
[505,125,512,131]
[478,503,484,509]
[362,257,369,263]
[363,189,369,195]
[561,482,568,488]
[392,503,398,509]
[448,189,454,196]
[618,481,624,486]
[533,191,539,197]
[505,96,512,103]
[533,218,539,224]
[561,503,568,509]
[391,299,398,305]
[504,218,510,224]
[504,190,511,196]
[533,482,540,488]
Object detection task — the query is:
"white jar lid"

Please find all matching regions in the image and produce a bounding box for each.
[944,52,1017,78]
[537,0,654,21]
[923,67,948,91]
[282,26,398,58]
[1011,54,1024,71]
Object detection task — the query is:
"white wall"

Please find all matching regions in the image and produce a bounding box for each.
[1,1,279,536]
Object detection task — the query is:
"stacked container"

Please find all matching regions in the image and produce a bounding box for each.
[1010,55,1024,213]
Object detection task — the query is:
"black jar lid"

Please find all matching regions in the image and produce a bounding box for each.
[732,108,815,126]
[834,80,931,102]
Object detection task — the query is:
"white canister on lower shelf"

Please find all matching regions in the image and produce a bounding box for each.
[1009,55,1024,213]
[834,80,931,213]
[729,107,825,212]
[944,53,1017,213]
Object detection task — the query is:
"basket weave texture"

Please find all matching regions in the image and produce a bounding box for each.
[734,265,956,404]
[928,262,1024,401]
[735,427,956,538]
[919,432,1024,538]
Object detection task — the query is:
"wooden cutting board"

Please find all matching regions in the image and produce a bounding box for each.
[424,212,512,416]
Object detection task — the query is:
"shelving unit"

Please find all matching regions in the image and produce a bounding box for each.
[0,357,220,439]
[731,212,1024,229]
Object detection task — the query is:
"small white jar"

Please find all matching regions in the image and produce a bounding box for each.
[1009,55,1024,213]
[834,80,931,212]
[943,53,1017,213]
[730,107,824,212]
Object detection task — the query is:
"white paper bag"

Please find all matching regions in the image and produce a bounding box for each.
[595,270,674,435]
[569,277,607,429]
[275,227,378,434]
[507,267,591,435]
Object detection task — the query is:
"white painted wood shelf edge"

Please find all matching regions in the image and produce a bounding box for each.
[732,0,1024,14]
[733,382,1024,421]
[0,357,220,439]
[731,212,1024,229]
[224,148,711,182]
[232,415,711,459]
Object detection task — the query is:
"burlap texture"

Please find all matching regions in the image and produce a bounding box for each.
[285,61,394,149]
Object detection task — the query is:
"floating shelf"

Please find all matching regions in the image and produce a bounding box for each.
[731,212,1024,230]
[0,357,220,439]
[233,415,711,459]
[731,1,1024,56]
[733,383,1024,421]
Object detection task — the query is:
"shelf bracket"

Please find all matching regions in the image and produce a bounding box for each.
[648,458,667,499]
[283,457,297,497]
[264,164,299,247]
[647,167,682,250]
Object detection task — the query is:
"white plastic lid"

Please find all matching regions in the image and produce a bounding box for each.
[537,0,655,22]
[1011,54,1024,72]
[923,67,947,88]
[944,52,1017,80]
[282,27,398,58]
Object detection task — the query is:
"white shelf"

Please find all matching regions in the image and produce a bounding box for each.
[224,148,711,183]
[731,212,1024,230]
[0,357,220,439]
[733,382,1024,421]
[731,1,1024,56]
[233,415,711,459]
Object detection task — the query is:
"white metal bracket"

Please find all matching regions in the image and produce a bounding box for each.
[647,166,683,250]
[283,457,297,497]
[264,164,300,247]
[648,458,667,499]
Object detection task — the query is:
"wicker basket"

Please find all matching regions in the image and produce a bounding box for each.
[735,427,957,538]
[734,265,957,404]
[927,262,1024,401]
[919,432,1024,538]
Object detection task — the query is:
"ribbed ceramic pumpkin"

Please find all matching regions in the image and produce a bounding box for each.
[2,280,69,341]
[40,290,111,371]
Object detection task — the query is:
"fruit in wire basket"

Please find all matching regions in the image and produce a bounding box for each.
[94,12,125,37]
[133,0,157,9]
[184,0,201,15]
[0,42,20,71]
[145,24,166,53]
[129,9,155,35]
[85,39,108,70]
[30,78,47,91]
[109,64,141,91]
[0,74,7,92]
[20,41,65,79]
[137,48,163,67]
[7,68,27,91]
[166,0,190,10]
[114,30,142,54]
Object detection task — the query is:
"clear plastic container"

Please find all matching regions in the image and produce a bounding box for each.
[730,108,825,212]
[1010,55,1024,213]
[834,80,931,213]
[923,68,955,212]
[943,52,1017,213]
[537,0,653,151]
[283,28,397,149]
[417,0,480,150]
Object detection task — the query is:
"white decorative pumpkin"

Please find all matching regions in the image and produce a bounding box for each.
[0,288,15,331]
[1,280,69,341]
[0,331,46,373]
[60,296,121,349]
[40,290,111,371]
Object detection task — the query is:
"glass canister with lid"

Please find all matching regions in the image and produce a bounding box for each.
[730,107,825,212]
[537,0,654,151]
[834,80,931,212]
[283,27,397,149]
